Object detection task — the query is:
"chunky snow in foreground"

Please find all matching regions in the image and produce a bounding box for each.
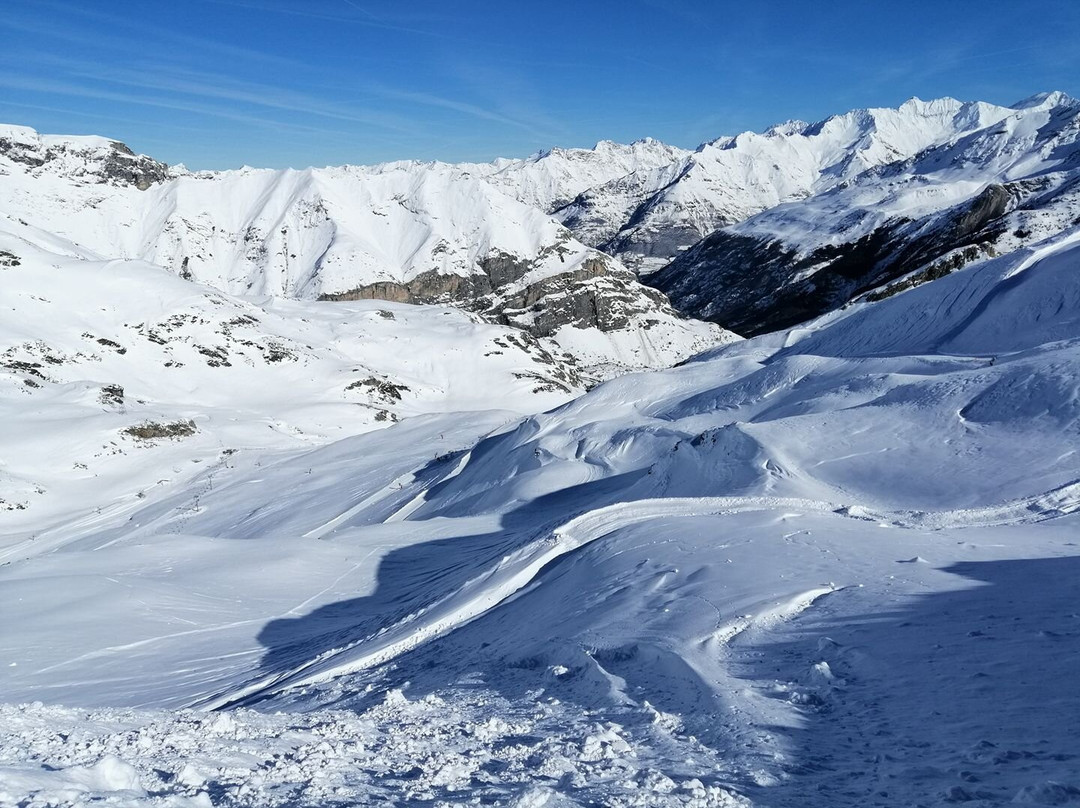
[3,199,1079,807]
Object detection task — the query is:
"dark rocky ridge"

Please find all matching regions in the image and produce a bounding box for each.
[97,141,170,190]
[319,270,493,305]
[647,183,1019,337]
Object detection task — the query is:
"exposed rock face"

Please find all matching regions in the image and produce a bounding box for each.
[0,127,168,190]
[99,141,170,190]
[319,270,493,305]
[320,252,673,342]
[494,258,664,337]
[649,187,1017,337]
[477,250,535,289]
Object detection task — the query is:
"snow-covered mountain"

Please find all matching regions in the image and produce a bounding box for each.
[0,125,730,377]
[2,94,1079,808]
[650,91,1080,334]
[455,93,1079,340]
[548,96,1026,274]
[7,92,1075,350]
[465,137,691,214]
[3,211,1077,807]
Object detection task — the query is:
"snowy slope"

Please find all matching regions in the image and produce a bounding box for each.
[553,97,1021,274]
[0,232,586,541]
[2,216,1078,806]
[0,131,731,376]
[465,137,691,214]
[651,91,1080,334]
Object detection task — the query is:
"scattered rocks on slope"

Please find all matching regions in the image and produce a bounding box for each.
[99,384,125,407]
[122,420,198,441]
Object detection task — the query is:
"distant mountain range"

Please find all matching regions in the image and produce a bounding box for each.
[4,91,1076,351]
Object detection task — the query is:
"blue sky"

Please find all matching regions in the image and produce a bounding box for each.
[1,0,1077,169]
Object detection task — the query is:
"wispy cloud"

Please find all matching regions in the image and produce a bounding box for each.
[6,0,307,71]
[73,63,416,133]
[200,0,449,38]
[0,73,372,140]
[0,98,207,135]
[362,82,552,138]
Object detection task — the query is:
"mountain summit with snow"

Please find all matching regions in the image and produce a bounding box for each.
[648,92,1080,334]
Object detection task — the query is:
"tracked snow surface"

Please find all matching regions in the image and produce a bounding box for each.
[3,142,1080,808]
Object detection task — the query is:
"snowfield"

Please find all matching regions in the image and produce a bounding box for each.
[2,97,1080,807]
[3,215,1079,805]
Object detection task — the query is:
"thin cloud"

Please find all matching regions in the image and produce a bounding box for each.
[0,99,207,135]
[0,74,369,140]
[364,83,546,135]
[71,63,416,133]
[201,0,448,38]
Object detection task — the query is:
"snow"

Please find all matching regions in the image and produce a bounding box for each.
[2,95,1079,807]
[0,234,585,538]
[549,93,1078,276]
[3,204,1080,805]
[0,131,728,376]
[721,92,1080,265]
[465,138,692,214]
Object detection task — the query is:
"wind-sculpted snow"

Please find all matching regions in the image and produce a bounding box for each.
[783,229,1080,358]
[2,223,1078,806]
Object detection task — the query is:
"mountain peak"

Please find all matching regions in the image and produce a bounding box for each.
[1010,90,1078,110]
[763,119,810,137]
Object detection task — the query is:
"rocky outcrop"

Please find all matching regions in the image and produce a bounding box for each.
[649,185,1019,337]
[319,251,672,341]
[319,270,493,305]
[0,131,168,190]
[477,250,537,289]
[98,141,170,190]
[494,257,668,337]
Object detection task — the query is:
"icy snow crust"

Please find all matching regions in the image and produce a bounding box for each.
[3,202,1080,806]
